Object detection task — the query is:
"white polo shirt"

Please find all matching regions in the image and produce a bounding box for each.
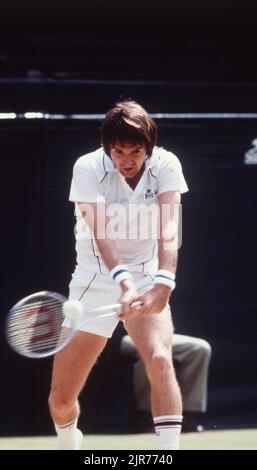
[69,146,188,277]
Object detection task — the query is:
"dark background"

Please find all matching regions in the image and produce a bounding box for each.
[0,0,257,435]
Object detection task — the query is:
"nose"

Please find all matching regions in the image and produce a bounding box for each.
[123,156,133,167]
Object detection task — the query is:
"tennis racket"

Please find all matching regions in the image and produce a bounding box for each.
[5,291,127,359]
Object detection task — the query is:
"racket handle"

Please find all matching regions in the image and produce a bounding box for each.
[88,303,121,314]
[88,300,143,315]
[129,300,143,307]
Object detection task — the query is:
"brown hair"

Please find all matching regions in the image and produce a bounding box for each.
[101,100,157,157]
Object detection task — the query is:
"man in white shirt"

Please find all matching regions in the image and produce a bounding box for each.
[48,100,188,450]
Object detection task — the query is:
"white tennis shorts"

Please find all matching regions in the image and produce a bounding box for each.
[63,270,154,338]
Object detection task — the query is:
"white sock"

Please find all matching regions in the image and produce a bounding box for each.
[54,419,82,450]
[154,415,183,450]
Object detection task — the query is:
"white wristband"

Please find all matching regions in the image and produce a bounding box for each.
[110,264,132,284]
[154,270,176,290]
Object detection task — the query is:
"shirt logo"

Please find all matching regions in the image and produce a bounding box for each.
[145,188,158,199]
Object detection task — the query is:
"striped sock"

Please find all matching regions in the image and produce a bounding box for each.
[54,419,83,450]
[154,415,183,450]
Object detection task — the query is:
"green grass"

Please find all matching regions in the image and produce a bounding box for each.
[0,430,257,450]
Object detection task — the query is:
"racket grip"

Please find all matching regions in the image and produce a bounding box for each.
[117,300,143,317]
[129,300,144,307]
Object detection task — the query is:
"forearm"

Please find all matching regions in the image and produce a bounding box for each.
[93,237,120,271]
[95,238,138,294]
[157,189,180,278]
[158,240,178,274]
[78,202,134,291]
[79,202,121,270]
[155,189,180,300]
[153,242,177,301]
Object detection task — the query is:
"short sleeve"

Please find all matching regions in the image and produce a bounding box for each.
[157,152,189,195]
[69,160,105,203]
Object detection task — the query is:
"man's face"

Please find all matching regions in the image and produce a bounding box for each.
[109,142,147,179]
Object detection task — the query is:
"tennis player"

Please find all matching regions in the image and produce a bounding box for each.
[48,100,188,450]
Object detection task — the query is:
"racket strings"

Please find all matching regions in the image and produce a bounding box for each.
[6,292,123,358]
[7,296,69,356]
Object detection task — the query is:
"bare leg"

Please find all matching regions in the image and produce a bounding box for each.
[125,308,182,449]
[125,308,182,417]
[49,329,107,425]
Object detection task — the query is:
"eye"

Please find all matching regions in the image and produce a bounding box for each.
[114,148,122,155]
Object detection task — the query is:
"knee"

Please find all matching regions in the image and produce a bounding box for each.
[146,353,173,381]
[48,389,74,417]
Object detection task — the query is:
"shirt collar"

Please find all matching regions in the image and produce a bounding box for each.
[103,151,116,172]
[145,150,159,169]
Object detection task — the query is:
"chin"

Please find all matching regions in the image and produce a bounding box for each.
[121,170,136,178]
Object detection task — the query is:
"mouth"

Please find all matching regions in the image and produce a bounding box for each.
[121,169,136,178]
[122,167,135,173]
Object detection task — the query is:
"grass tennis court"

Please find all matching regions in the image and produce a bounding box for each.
[0,430,256,450]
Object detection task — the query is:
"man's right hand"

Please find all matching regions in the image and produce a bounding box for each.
[118,279,141,319]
